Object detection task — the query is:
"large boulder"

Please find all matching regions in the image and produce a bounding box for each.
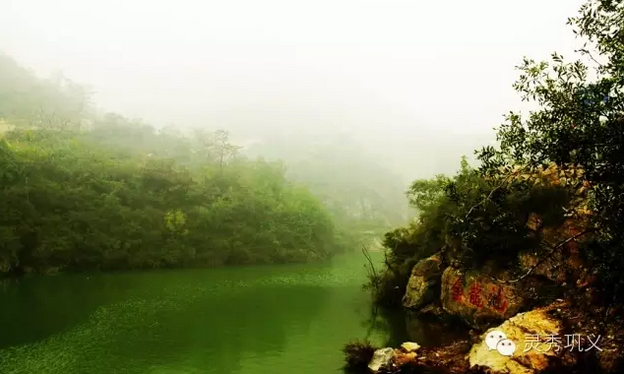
[441,267,523,326]
[402,253,444,309]
[468,302,576,373]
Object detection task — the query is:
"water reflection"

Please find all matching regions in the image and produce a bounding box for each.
[0,273,142,348]
[363,306,469,348]
[0,253,467,374]
[0,254,389,374]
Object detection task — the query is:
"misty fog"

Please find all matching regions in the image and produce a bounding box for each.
[1,0,585,182]
[4,1,624,373]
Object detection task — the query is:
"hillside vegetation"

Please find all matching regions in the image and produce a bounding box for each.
[371,0,624,309]
[0,54,351,274]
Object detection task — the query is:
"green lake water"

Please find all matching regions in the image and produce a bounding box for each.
[0,252,452,374]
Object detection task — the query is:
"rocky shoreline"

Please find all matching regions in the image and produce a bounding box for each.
[343,174,624,373]
[346,224,624,374]
[345,300,624,373]
[343,0,624,368]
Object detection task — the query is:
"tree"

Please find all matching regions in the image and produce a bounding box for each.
[0,55,349,274]
[478,0,624,300]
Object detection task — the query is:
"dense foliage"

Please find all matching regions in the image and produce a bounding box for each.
[370,158,571,306]
[0,55,346,275]
[371,0,624,307]
[478,0,624,301]
[0,124,342,274]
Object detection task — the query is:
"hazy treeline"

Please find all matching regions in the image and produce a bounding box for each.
[0,53,388,274]
[245,133,411,243]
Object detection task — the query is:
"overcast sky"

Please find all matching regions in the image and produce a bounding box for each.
[0,0,586,180]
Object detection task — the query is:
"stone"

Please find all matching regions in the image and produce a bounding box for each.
[468,302,575,373]
[392,340,475,374]
[402,253,444,309]
[518,250,566,284]
[393,351,418,366]
[368,347,395,372]
[418,303,445,317]
[400,342,421,353]
[441,267,523,326]
[518,220,589,286]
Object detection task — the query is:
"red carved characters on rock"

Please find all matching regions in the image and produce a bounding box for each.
[488,285,509,313]
[450,278,464,302]
[468,282,483,308]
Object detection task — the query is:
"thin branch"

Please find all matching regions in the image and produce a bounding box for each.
[384,248,401,280]
[464,172,517,220]
[464,186,501,219]
[576,48,605,68]
[493,229,591,284]
[361,243,377,280]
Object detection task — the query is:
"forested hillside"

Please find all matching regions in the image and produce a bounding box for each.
[0,54,348,274]
[0,54,87,128]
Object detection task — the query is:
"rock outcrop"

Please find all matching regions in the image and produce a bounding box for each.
[402,252,444,309]
[354,302,605,374]
[441,267,524,326]
[468,302,576,373]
